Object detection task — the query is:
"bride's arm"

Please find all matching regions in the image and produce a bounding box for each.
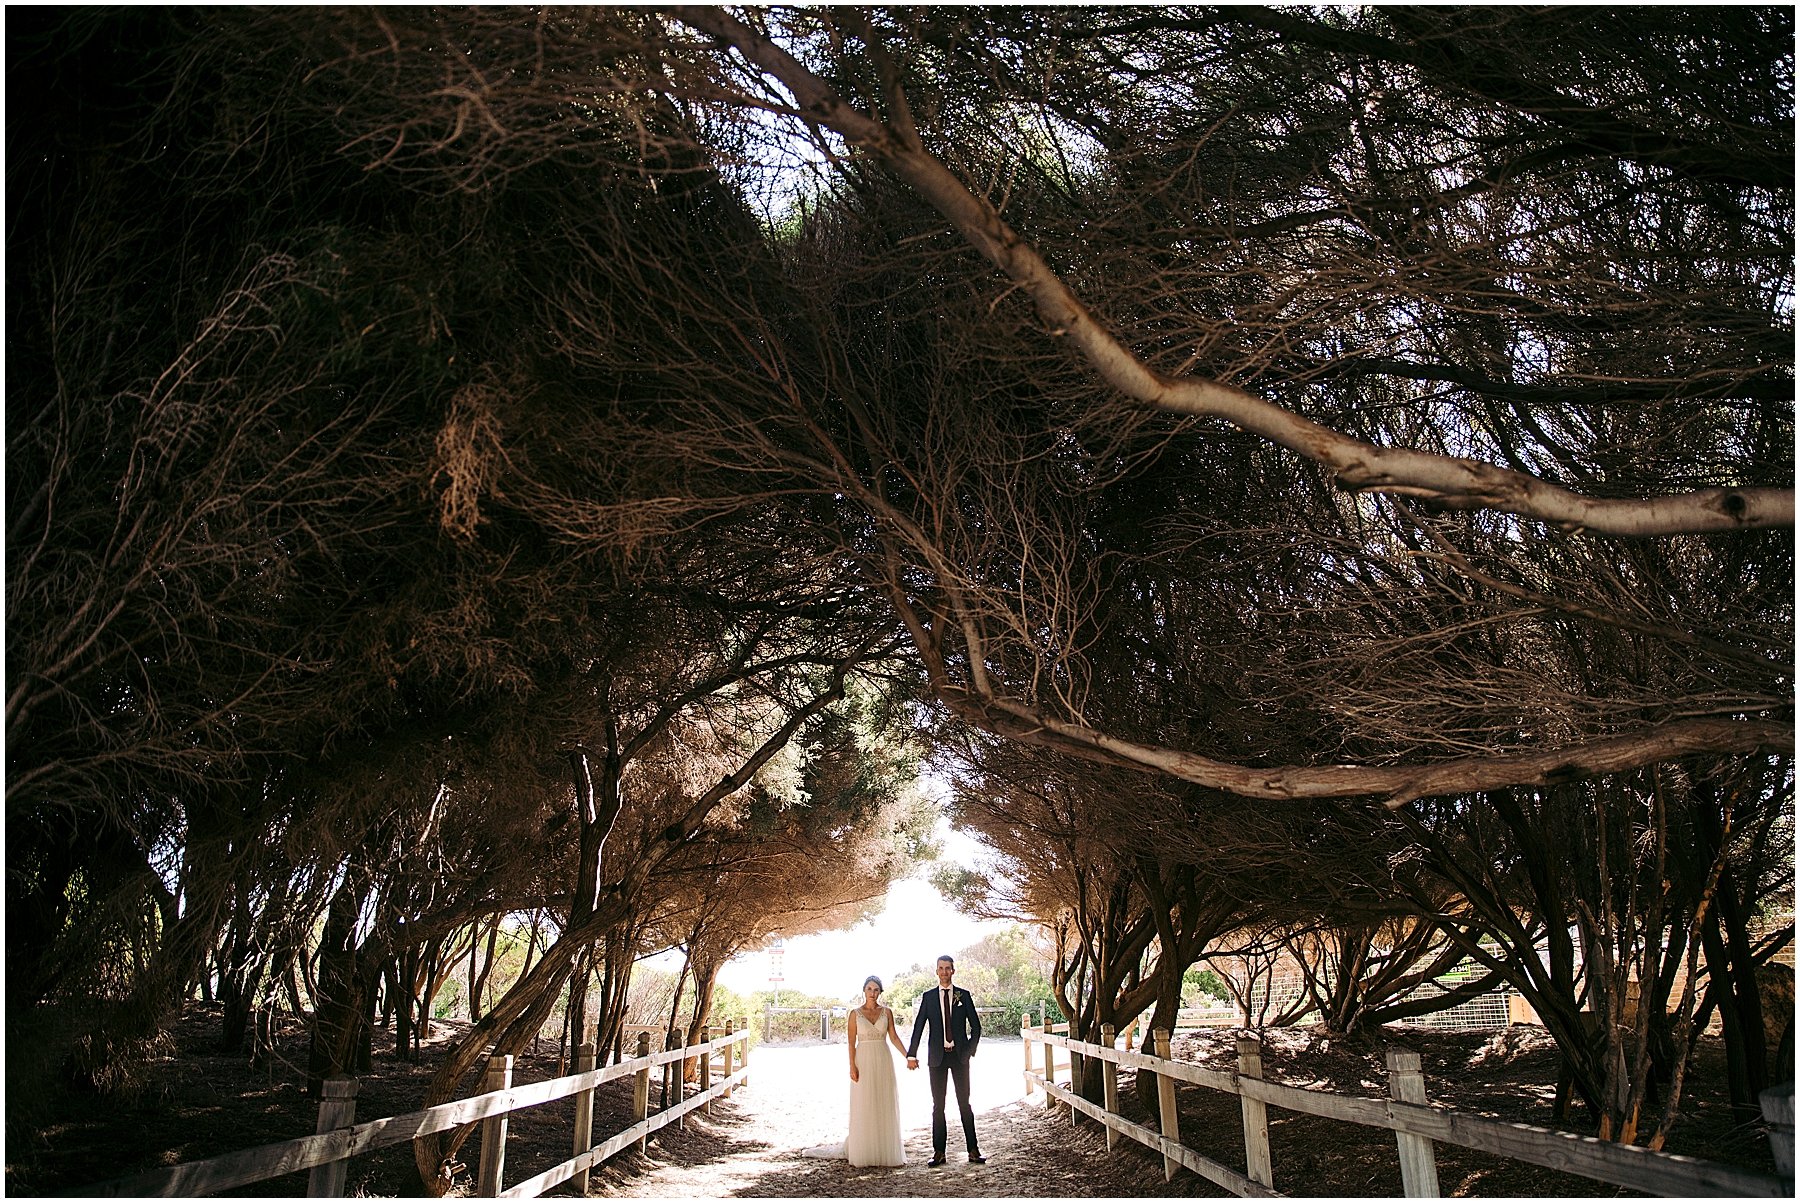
[884,1007,908,1056]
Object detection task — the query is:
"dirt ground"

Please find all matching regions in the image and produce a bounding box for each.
[582,1039,1206,1199]
[6,1005,1783,1197]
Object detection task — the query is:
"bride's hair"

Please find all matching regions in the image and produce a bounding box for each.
[862,975,883,992]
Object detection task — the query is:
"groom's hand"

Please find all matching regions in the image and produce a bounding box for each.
[906,1057,918,1070]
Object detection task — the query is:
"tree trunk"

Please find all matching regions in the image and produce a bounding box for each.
[417,932,467,1046]
[218,882,256,1054]
[470,917,498,1023]
[411,926,588,1193]
[307,866,381,1094]
[682,959,722,1082]
[685,961,720,1048]
[667,952,692,1039]
[569,946,594,1053]
[74,821,237,1090]
[392,952,415,1059]
[593,924,641,1063]
[1128,955,1185,1115]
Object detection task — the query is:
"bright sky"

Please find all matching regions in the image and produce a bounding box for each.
[714,819,1011,1004]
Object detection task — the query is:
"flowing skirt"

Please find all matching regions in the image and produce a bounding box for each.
[845,1033,906,1167]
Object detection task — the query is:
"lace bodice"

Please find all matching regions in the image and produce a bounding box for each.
[853,1007,889,1035]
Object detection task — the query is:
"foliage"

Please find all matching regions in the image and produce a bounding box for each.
[887,925,1063,1035]
[1182,966,1229,1007]
[5,7,1790,1160]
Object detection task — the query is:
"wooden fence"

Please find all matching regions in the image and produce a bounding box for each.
[1019,1003,1237,1036]
[762,1005,838,1041]
[1021,1020,1790,1197]
[74,1020,753,1199]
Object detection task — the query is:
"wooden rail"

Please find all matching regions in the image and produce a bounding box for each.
[73,1020,753,1199]
[1022,1024,1789,1198]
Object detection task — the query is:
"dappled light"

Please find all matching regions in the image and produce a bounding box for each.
[7,5,1791,1197]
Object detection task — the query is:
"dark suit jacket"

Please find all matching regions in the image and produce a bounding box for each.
[907,984,981,1066]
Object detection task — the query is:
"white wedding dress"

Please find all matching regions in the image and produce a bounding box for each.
[802,1007,906,1167]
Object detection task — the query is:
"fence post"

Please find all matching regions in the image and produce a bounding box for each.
[1043,1022,1057,1109]
[821,1008,831,1042]
[764,1005,773,1043]
[667,1030,686,1130]
[1762,1081,1795,1182]
[740,1015,751,1088]
[1022,1016,1036,1096]
[476,1054,514,1197]
[633,1031,653,1155]
[1236,1035,1273,1190]
[1154,1030,1180,1183]
[1101,1023,1119,1151]
[1386,1048,1442,1197]
[722,1021,736,1099]
[701,1025,714,1114]
[305,1076,358,1197]
[571,1039,597,1195]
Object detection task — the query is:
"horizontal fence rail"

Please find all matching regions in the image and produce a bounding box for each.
[74,1021,753,1199]
[1021,1023,1789,1198]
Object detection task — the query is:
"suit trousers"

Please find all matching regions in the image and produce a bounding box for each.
[928,1052,978,1156]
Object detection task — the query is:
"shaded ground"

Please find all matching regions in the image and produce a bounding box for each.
[6,1006,630,1197]
[5,1004,1781,1197]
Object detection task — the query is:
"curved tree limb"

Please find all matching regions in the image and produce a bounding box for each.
[963,686,1791,809]
[672,7,1793,537]
[874,545,1789,806]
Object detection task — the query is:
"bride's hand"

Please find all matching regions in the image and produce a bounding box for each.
[849,1065,859,1082]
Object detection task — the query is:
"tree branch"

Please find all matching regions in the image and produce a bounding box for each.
[672,6,1793,537]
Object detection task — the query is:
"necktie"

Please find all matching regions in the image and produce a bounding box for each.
[942,988,953,1047]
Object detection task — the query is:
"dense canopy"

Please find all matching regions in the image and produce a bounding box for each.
[7,5,1792,1185]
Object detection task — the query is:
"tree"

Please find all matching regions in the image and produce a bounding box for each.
[1684,755,1796,1121]
[9,8,1790,1159]
[210,4,1786,815]
[638,687,937,1063]
[6,9,490,1081]
[941,736,1261,1105]
[658,5,1790,801]
[1392,761,1792,1147]
[406,611,903,1191]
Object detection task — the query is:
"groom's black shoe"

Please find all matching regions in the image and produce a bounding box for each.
[968,1152,987,1165]
[927,1155,947,1168]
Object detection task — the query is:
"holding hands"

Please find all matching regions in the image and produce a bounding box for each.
[906,1057,918,1070]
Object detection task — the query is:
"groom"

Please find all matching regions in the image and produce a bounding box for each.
[905,954,985,1166]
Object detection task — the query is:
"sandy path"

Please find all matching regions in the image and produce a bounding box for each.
[588,1038,1199,1198]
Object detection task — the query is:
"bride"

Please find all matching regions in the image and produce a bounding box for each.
[805,975,908,1166]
